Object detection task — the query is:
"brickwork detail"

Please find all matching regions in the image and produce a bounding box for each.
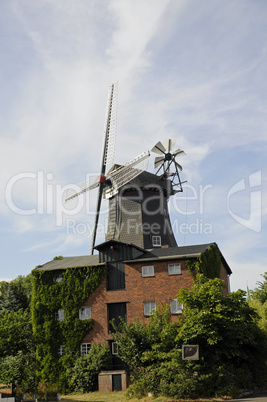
[83,259,230,345]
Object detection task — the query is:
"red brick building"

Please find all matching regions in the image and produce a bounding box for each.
[36,240,231,391]
[34,158,232,391]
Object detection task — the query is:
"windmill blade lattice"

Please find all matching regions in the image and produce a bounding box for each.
[65,175,100,203]
[103,151,150,199]
[103,82,118,166]
[65,82,151,255]
[65,82,118,204]
[151,138,186,193]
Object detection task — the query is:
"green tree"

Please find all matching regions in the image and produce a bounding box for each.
[0,351,36,395]
[0,309,33,357]
[113,275,267,399]
[68,344,112,392]
[174,275,267,396]
[250,273,267,304]
[0,285,18,312]
[249,272,267,334]
[0,275,32,312]
[112,305,177,372]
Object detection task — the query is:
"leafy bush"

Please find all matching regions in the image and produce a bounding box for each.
[115,275,267,399]
[0,351,36,395]
[68,344,112,392]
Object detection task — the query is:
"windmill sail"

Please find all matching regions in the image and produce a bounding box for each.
[65,175,99,203]
[163,139,175,152]
[90,82,118,254]
[103,151,150,199]
[152,138,186,192]
[103,81,118,166]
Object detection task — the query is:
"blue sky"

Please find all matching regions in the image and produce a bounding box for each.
[0,0,266,292]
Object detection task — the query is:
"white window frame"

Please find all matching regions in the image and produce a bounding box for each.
[143,301,156,316]
[58,345,65,356]
[170,299,183,314]
[112,342,119,355]
[168,263,181,275]
[55,309,65,321]
[79,307,91,320]
[80,343,91,356]
[142,266,154,277]
[152,236,161,247]
[54,276,63,283]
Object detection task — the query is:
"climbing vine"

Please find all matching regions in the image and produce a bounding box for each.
[186,244,221,280]
[31,264,106,392]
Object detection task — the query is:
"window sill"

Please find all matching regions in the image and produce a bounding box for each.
[142,275,156,278]
[106,288,126,292]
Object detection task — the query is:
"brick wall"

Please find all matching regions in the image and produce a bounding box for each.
[82,259,230,345]
[82,259,194,344]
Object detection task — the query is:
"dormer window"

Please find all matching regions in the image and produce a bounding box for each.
[152,236,161,247]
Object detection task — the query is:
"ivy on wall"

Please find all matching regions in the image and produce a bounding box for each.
[186,244,221,280]
[31,264,106,391]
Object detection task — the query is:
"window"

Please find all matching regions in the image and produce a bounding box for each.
[112,342,119,355]
[108,303,127,333]
[152,236,161,247]
[170,299,183,314]
[107,262,125,291]
[54,276,63,283]
[58,345,65,356]
[143,301,156,316]
[80,343,91,355]
[55,309,64,321]
[142,266,154,277]
[168,263,181,275]
[79,307,91,320]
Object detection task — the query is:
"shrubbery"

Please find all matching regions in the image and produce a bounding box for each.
[1,269,267,399]
[68,344,112,392]
[113,274,267,399]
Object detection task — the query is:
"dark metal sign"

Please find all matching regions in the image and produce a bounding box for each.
[182,345,199,360]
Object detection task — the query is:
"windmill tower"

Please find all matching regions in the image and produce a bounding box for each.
[105,140,186,249]
[65,83,186,252]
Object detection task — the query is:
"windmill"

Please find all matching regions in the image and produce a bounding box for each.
[151,139,186,194]
[65,82,150,254]
[104,139,187,250]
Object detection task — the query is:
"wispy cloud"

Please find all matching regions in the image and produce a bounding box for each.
[0,0,266,290]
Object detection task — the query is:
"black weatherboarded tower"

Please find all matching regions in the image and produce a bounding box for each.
[105,169,177,249]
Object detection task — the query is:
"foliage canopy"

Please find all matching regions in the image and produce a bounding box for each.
[113,274,267,399]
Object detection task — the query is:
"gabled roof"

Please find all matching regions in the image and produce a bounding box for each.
[139,243,216,259]
[33,242,231,275]
[126,242,232,275]
[94,239,145,253]
[34,255,103,271]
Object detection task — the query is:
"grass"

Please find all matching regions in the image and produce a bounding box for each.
[62,392,230,402]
